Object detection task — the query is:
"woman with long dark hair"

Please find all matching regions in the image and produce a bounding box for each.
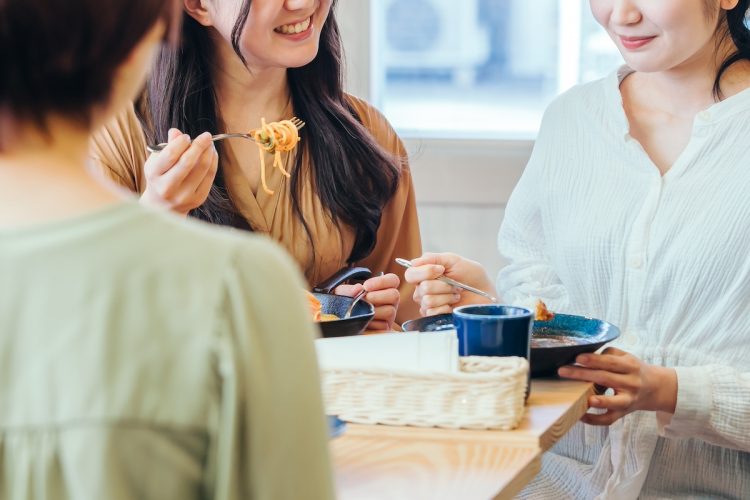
[91,0,422,330]
[0,0,334,497]
[406,0,750,497]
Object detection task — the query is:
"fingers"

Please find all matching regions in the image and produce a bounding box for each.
[363,273,400,292]
[371,304,397,326]
[601,346,627,356]
[404,264,445,284]
[168,127,182,142]
[359,275,400,331]
[364,288,400,309]
[332,283,395,331]
[588,393,634,412]
[573,353,636,375]
[404,252,464,284]
[148,131,192,176]
[416,279,456,298]
[334,283,365,298]
[411,278,460,316]
[583,386,633,427]
[581,410,625,426]
[410,252,462,268]
[557,365,626,388]
[421,304,454,317]
[161,132,214,188]
[181,139,218,194]
[193,161,216,202]
[142,130,218,214]
[420,292,461,309]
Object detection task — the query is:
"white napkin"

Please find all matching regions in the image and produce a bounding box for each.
[315,330,459,373]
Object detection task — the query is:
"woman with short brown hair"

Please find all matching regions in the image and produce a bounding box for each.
[0,1,334,498]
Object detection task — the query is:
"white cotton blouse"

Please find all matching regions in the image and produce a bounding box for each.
[498,67,750,499]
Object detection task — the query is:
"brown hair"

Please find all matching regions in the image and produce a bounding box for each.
[0,0,181,148]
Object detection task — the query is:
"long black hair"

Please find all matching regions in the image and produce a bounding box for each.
[713,0,750,98]
[141,1,402,264]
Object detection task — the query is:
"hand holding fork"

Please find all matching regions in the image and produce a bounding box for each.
[140,118,304,215]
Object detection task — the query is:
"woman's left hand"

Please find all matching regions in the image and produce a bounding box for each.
[335,273,400,332]
[557,347,678,426]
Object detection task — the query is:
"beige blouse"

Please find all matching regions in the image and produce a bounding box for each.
[90,96,422,323]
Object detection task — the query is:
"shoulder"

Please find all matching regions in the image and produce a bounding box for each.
[127,206,304,314]
[91,101,146,155]
[141,207,290,270]
[533,72,617,150]
[543,75,611,123]
[345,93,406,159]
[345,94,388,127]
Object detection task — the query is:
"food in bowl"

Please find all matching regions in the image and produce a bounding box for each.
[306,291,339,322]
[534,299,555,321]
[531,333,594,348]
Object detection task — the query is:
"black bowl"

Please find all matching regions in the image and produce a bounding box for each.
[314,292,375,338]
[402,313,620,377]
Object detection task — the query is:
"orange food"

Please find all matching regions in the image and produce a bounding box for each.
[251,118,301,195]
[535,299,555,321]
[306,291,322,322]
[305,291,339,322]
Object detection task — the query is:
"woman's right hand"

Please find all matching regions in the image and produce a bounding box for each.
[141,128,218,215]
[403,252,497,316]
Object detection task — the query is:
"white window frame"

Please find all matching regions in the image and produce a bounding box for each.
[336,0,589,205]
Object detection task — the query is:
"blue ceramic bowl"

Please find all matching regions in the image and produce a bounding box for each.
[453,304,533,358]
[402,312,620,377]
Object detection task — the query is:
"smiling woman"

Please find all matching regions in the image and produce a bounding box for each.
[90,0,423,330]
[404,0,750,498]
[275,15,312,35]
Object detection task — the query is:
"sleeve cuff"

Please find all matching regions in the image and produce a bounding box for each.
[657,365,713,438]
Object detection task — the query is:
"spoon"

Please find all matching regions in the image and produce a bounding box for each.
[394,257,498,303]
[343,289,367,319]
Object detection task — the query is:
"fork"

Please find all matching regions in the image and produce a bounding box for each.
[394,258,499,303]
[146,117,305,153]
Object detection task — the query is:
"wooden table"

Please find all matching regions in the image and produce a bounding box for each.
[330,379,593,500]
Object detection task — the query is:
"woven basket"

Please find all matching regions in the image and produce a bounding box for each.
[321,356,528,430]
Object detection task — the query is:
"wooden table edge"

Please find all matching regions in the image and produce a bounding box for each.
[492,447,542,500]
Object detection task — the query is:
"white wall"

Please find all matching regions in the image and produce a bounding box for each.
[336,1,533,280]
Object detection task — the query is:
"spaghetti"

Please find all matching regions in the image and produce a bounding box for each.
[251,118,301,195]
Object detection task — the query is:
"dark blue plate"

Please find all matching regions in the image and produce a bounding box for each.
[327,415,346,439]
[402,312,620,377]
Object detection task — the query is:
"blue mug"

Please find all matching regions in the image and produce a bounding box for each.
[452,304,533,359]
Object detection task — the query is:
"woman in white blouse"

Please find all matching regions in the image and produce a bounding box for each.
[406,0,750,497]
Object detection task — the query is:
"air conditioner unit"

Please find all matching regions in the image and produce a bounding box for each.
[382,0,490,86]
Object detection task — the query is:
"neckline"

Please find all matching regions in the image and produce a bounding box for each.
[609,65,750,132]
[605,65,750,179]
[224,148,295,233]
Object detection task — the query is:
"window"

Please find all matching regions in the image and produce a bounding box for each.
[366,0,623,139]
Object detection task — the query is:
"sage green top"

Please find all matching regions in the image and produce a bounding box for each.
[0,201,334,500]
